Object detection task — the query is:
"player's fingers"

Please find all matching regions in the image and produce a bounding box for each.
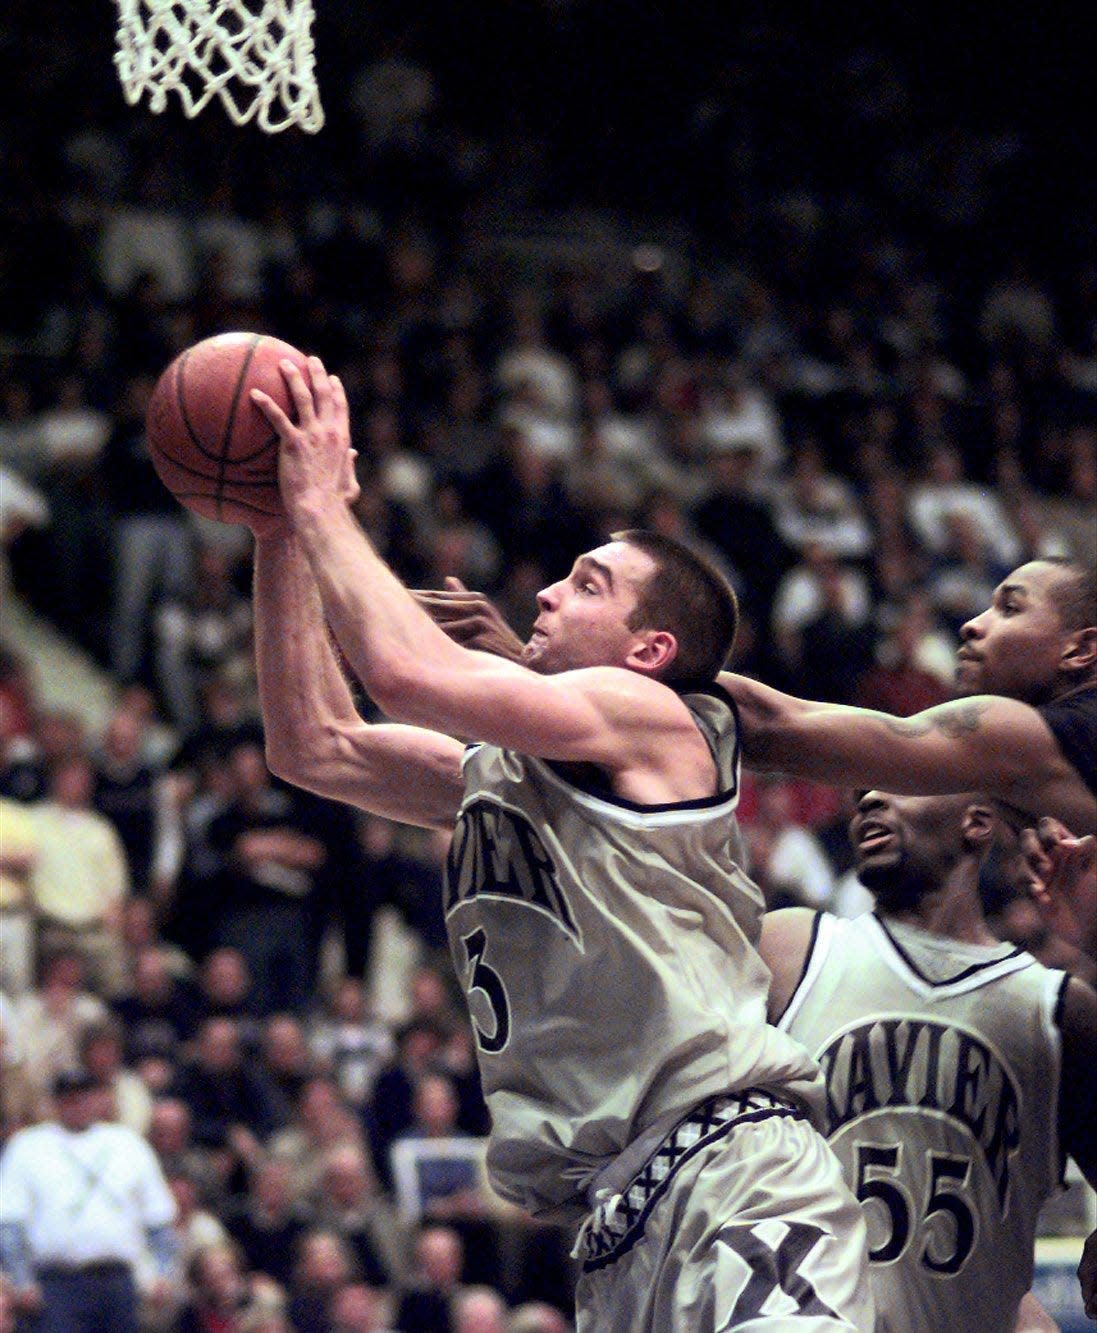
[445,576,469,592]
[329,374,348,418]
[1036,815,1071,851]
[250,388,296,439]
[280,359,316,426]
[307,355,332,416]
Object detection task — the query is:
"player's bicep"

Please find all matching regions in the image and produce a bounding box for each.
[394,657,672,767]
[281,720,465,829]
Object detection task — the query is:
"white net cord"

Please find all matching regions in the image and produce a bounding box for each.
[113,0,325,134]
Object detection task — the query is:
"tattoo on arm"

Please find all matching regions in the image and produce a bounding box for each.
[880,700,992,740]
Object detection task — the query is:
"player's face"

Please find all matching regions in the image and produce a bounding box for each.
[523,541,657,675]
[956,563,1070,704]
[850,790,967,904]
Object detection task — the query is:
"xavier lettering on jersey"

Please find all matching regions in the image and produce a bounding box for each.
[818,1018,1021,1211]
[445,798,579,943]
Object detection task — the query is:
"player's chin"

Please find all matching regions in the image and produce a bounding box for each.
[953,662,983,695]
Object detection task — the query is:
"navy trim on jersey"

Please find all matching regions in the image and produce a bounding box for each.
[875,913,1024,986]
[772,911,823,1026]
[1053,971,1070,1029]
[543,680,741,813]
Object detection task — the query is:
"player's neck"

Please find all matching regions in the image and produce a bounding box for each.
[882,866,998,945]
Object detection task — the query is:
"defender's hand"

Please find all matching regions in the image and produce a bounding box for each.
[413,578,527,663]
[1021,817,1097,958]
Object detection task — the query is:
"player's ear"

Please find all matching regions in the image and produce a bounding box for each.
[1060,626,1097,678]
[961,801,996,853]
[628,630,677,676]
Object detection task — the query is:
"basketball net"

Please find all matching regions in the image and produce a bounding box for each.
[113,0,325,134]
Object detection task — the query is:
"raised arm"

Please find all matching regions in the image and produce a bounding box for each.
[720,672,1096,832]
[253,361,701,784]
[254,527,464,829]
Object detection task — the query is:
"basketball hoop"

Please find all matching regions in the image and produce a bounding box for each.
[113,0,325,135]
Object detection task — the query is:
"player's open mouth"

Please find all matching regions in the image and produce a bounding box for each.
[856,823,893,852]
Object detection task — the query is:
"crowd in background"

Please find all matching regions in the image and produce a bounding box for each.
[1,2,1095,1328]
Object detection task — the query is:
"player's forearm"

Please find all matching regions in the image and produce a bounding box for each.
[254,528,362,775]
[291,495,470,715]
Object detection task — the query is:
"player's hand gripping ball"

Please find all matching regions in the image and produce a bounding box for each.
[146,331,309,535]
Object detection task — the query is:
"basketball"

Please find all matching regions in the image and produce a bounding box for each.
[146,331,309,535]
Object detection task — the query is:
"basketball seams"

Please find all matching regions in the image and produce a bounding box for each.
[146,443,281,488]
[216,333,263,521]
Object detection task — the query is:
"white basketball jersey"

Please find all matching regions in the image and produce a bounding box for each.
[444,684,822,1221]
[779,911,1066,1333]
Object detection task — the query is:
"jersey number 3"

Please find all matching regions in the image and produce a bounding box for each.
[855,1143,976,1276]
[462,928,511,1054]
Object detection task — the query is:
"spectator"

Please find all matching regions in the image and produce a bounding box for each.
[288,1229,357,1333]
[92,705,162,897]
[147,1098,225,1208]
[207,741,329,1015]
[393,1225,465,1333]
[307,978,395,1110]
[13,950,107,1096]
[29,753,131,996]
[907,441,1021,568]
[314,1144,406,1290]
[330,1282,396,1333]
[80,1017,153,1135]
[113,946,203,1065]
[0,1067,179,1331]
[268,1076,370,1202]
[0,796,37,995]
[742,778,835,910]
[102,372,196,689]
[171,1016,287,1158]
[454,1286,509,1333]
[225,1157,309,1289]
[260,1013,315,1117]
[178,1240,280,1333]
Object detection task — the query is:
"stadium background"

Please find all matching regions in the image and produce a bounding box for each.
[0,2,1094,1329]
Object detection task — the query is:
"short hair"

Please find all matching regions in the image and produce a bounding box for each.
[611,529,739,683]
[1035,556,1097,631]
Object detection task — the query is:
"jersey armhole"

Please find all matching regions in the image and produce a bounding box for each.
[775,910,832,1032]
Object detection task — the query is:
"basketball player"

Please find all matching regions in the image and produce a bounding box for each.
[760,789,1097,1331]
[419,560,1097,836]
[249,358,874,1330]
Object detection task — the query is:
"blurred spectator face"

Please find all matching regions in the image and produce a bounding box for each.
[412,1073,460,1136]
[169,1172,200,1221]
[230,742,270,797]
[455,1288,508,1333]
[263,1015,309,1074]
[201,948,251,1007]
[957,560,1083,703]
[49,755,95,808]
[103,709,143,765]
[755,780,795,831]
[399,1022,444,1073]
[509,1304,570,1333]
[83,1027,123,1080]
[299,1077,345,1132]
[55,1086,99,1133]
[121,900,159,953]
[193,1243,246,1312]
[415,1226,463,1291]
[197,1018,241,1073]
[134,947,173,1002]
[41,949,85,993]
[0,1278,15,1333]
[254,1157,294,1215]
[149,1098,192,1156]
[323,1147,373,1209]
[331,978,366,1024]
[330,1282,385,1333]
[408,967,451,1020]
[36,710,87,764]
[296,1231,352,1292]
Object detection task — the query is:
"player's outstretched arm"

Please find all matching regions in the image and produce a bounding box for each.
[719,672,1090,826]
[254,528,464,829]
[253,360,699,779]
